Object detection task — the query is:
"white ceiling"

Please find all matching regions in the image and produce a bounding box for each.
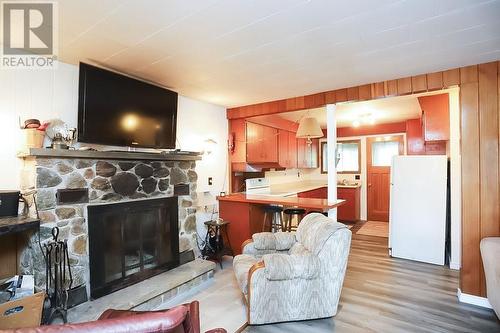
[49,1,500,106]
[267,93,424,128]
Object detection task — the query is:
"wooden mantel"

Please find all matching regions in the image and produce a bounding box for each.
[17,148,202,161]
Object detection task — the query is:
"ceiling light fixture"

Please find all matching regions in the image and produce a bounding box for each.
[352,113,375,127]
[296,116,323,144]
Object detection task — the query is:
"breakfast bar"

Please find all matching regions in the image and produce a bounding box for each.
[217,193,345,255]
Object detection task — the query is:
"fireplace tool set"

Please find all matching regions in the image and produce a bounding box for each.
[42,227,73,324]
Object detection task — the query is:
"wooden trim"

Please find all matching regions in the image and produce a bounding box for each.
[385,80,398,96]
[226,66,475,120]
[427,72,443,90]
[347,87,359,101]
[443,68,460,87]
[241,239,253,253]
[460,65,478,84]
[397,77,412,95]
[371,82,385,99]
[325,90,336,104]
[359,84,372,100]
[247,261,265,324]
[412,74,427,93]
[337,121,407,137]
[478,62,499,295]
[336,88,348,102]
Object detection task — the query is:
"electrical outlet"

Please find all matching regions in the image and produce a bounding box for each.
[208,177,213,185]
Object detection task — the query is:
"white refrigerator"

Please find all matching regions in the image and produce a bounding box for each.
[389,155,448,265]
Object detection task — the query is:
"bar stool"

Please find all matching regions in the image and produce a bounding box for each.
[283,208,306,232]
[262,205,284,232]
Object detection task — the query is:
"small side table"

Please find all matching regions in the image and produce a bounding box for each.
[202,220,234,269]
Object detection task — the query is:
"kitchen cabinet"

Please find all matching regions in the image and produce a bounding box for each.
[297,186,360,222]
[297,187,327,199]
[406,118,425,155]
[418,94,449,141]
[246,122,278,163]
[337,187,360,222]
[297,138,319,169]
[278,130,297,168]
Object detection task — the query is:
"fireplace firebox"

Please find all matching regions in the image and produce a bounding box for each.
[88,197,179,299]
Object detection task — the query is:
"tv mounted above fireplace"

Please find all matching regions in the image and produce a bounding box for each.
[77,62,178,149]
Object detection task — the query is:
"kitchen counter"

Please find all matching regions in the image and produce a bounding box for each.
[337,183,362,189]
[218,193,345,255]
[251,180,360,196]
[217,193,344,211]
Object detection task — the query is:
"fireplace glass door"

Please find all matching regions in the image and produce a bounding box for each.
[88,197,179,299]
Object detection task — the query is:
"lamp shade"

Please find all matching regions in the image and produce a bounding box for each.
[296,117,323,139]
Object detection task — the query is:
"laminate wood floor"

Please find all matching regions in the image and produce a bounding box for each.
[355,221,389,238]
[242,234,500,333]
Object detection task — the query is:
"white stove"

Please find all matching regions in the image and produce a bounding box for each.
[245,178,271,195]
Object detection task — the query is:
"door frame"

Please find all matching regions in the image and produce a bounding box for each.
[366,135,404,222]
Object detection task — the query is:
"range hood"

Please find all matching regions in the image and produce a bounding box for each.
[231,162,284,172]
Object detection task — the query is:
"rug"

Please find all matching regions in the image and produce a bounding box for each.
[356,221,389,237]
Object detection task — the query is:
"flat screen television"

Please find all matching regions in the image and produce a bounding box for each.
[78,63,178,149]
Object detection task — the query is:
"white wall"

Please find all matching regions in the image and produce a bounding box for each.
[0,61,228,200]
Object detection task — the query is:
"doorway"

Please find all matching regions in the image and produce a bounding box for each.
[366,135,404,222]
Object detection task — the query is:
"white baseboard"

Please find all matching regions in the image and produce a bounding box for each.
[457,288,492,309]
[449,261,460,270]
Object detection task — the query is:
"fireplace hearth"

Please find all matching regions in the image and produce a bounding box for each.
[88,197,179,299]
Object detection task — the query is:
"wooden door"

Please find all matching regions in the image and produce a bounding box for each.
[288,132,297,168]
[367,136,404,222]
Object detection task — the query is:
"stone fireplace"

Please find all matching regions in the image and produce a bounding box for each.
[18,150,200,297]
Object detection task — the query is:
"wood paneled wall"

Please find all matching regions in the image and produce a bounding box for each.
[337,121,406,138]
[227,61,500,298]
[460,62,500,296]
[227,70,461,119]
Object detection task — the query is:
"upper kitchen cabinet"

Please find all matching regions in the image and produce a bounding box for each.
[418,94,449,141]
[406,118,425,155]
[246,122,278,163]
[297,138,319,169]
[278,129,297,168]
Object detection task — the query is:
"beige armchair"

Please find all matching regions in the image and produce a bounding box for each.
[480,237,500,318]
[232,213,352,325]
